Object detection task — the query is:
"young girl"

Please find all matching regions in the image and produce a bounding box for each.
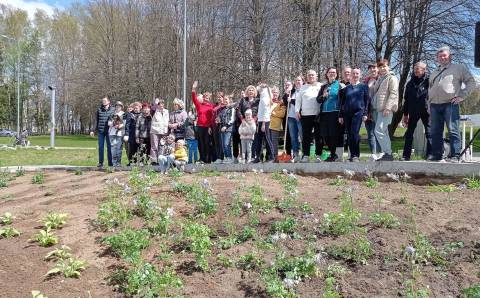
[174,139,188,170]
[238,109,257,163]
[108,101,125,167]
[185,107,198,164]
[158,134,175,173]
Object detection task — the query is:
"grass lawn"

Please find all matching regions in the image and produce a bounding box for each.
[0,135,97,148]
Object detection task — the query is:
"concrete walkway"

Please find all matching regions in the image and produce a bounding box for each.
[2,160,480,177]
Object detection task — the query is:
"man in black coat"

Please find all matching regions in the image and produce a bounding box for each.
[90,96,115,167]
[401,61,432,160]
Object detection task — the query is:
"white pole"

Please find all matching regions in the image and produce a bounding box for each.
[50,87,56,148]
[16,39,20,136]
[183,0,187,107]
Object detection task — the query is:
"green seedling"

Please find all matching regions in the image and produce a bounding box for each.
[369,212,400,229]
[462,283,480,298]
[46,257,87,278]
[0,227,21,238]
[216,254,234,268]
[327,236,373,265]
[96,199,131,230]
[102,228,150,263]
[31,290,48,298]
[322,191,362,236]
[32,172,45,184]
[329,176,347,186]
[182,222,213,271]
[464,176,480,190]
[0,212,15,225]
[364,176,379,188]
[74,169,83,176]
[44,245,72,261]
[31,227,59,247]
[15,167,25,177]
[42,213,68,229]
[428,184,456,193]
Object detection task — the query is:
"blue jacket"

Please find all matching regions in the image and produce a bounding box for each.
[339,83,370,117]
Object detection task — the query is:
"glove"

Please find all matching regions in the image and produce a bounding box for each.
[123,136,129,142]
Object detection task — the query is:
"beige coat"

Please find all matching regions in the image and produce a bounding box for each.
[373,72,399,112]
[428,63,477,104]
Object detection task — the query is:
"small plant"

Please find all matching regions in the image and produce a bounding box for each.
[42,213,68,229]
[322,190,362,236]
[31,291,48,298]
[96,199,131,230]
[329,176,347,186]
[408,233,446,266]
[44,245,72,261]
[216,254,234,268]
[167,168,184,177]
[15,167,25,177]
[32,172,45,184]
[364,176,379,188]
[300,202,313,213]
[198,169,221,177]
[0,212,15,225]
[262,270,297,298]
[105,166,115,173]
[46,257,87,278]
[0,227,21,238]
[369,212,399,229]
[0,171,14,187]
[181,183,218,218]
[1,194,13,201]
[428,184,456,193]
[31,227,59,247]
[462,283,480,298]
[102,228,151,263]
[108,262,182,297]
[146,208,174,236]
[464,176,480,190]
[327,236,373,265]
[74,169,83,176]
[236,252,264,270]
[182,222,213,271]
[272,216,298,235]
[402,278,430,298]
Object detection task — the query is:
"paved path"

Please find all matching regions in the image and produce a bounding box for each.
[2,160,480,177]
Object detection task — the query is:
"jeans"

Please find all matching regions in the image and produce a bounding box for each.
[365,120,380,154]
[109,135,123,166]
[158,154,175,173]
[374,111,393,155]
[288,117,302,155]
[254,121,274,161]
[98,131,112,166]
[241,139,253,161]
[344,111,363,158]
[403,112,432,159]
[430,103,461,159]
[187,139,198,163]
[221,131,232,159]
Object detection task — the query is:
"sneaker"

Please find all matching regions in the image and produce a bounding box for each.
[351,157,360,162]
[233,158,239,164]
[300,156,309,163]
[251,158,261,164]
[214,159,223,164]
[427,155,442,162]
[445,156,461,163]
[326,154,338,162]
[315,155,322,163]
[369,154,377,161]
[400,157,410,161]
[223,158,233,164]
[97,163,103,168]
[377,154,394,161]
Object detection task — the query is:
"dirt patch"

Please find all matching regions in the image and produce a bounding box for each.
[0,170,479,297]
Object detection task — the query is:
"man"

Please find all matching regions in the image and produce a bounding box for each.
[337,66,352,159]
[364,63,380,158]
[428,47,477,162]
[401,61,431,161]
[90,96,115,167]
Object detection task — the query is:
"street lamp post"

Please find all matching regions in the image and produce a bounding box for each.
[1,34,21,135]
[48,86,56,148]
[183,0,187,108]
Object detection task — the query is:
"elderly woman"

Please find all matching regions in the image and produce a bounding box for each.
[253,83,274,163]
[283,76,304,162]
[191,81,215,163]
[169,98,188,141]
[150,99,169,165]
[270,86,286,161]
[372,59,399,161]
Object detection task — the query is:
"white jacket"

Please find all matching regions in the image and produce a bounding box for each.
[257,87,272,122]
[108,111,125,137]
[295,83,322,116]
[151,108,169,135]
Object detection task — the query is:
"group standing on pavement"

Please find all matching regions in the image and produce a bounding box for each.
[90,46,477,171]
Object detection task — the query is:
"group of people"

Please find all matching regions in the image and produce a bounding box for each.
[91,46,477,169]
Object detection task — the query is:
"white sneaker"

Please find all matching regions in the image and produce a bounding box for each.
[369,154,378,161]
[224,158,233,164]
[214,159,223,164]
[301,156,309,163]
[315,155,322,163]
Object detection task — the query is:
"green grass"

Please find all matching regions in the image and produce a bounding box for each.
[0,135,97,148]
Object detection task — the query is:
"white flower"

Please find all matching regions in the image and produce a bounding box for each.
[132,199,138,206]
[288,173,297,180]
[282,169,288,175]
[244,202,252,209]
[113,177,119,184]
[279,233,288,240]
[166,207,175,218]
[271,233,280,243]
[283,278,297,289]
[458,183,467,190]
[202,178,210,189]
[343,169,355,178]
[252,169,258,174]
[405,245,416,256]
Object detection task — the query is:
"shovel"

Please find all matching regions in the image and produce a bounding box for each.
[278,92,292,163]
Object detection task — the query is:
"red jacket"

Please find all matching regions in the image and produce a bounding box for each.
[192,91,214,127]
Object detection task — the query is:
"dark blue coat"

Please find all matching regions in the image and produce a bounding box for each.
[95,105,115,133]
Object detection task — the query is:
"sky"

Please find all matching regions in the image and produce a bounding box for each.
[0,0,83,18]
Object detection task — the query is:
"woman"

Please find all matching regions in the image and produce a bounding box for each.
[339,67,370,162]
[125,102,142,165]
[212,92,226,163]
[169,98,188,141]
[108,101,125,167]
[283,76,304,162]
[316,67,345,162]
[295,70,322,162]
[364,63,380,158]
[237,85,260,160]
[269,86,286,161]
[191,81,215,163]
[253,83,274,163]
[219,96,235,163]
[150,99,169,165]
[372,59,398,161]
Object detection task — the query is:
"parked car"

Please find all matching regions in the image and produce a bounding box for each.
[0,129,15,137]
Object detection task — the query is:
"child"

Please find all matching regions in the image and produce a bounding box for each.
[135,102,152,164]
[174,139,188,170]
[108,101,125,166]
[238,109,257,163]
[185,107,198,163]
[158,134,175,173]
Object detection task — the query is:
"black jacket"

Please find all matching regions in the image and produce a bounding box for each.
[403,74,429,116]
[95,105,115,133]
[125,111,141,141]
[236,97,259,121]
